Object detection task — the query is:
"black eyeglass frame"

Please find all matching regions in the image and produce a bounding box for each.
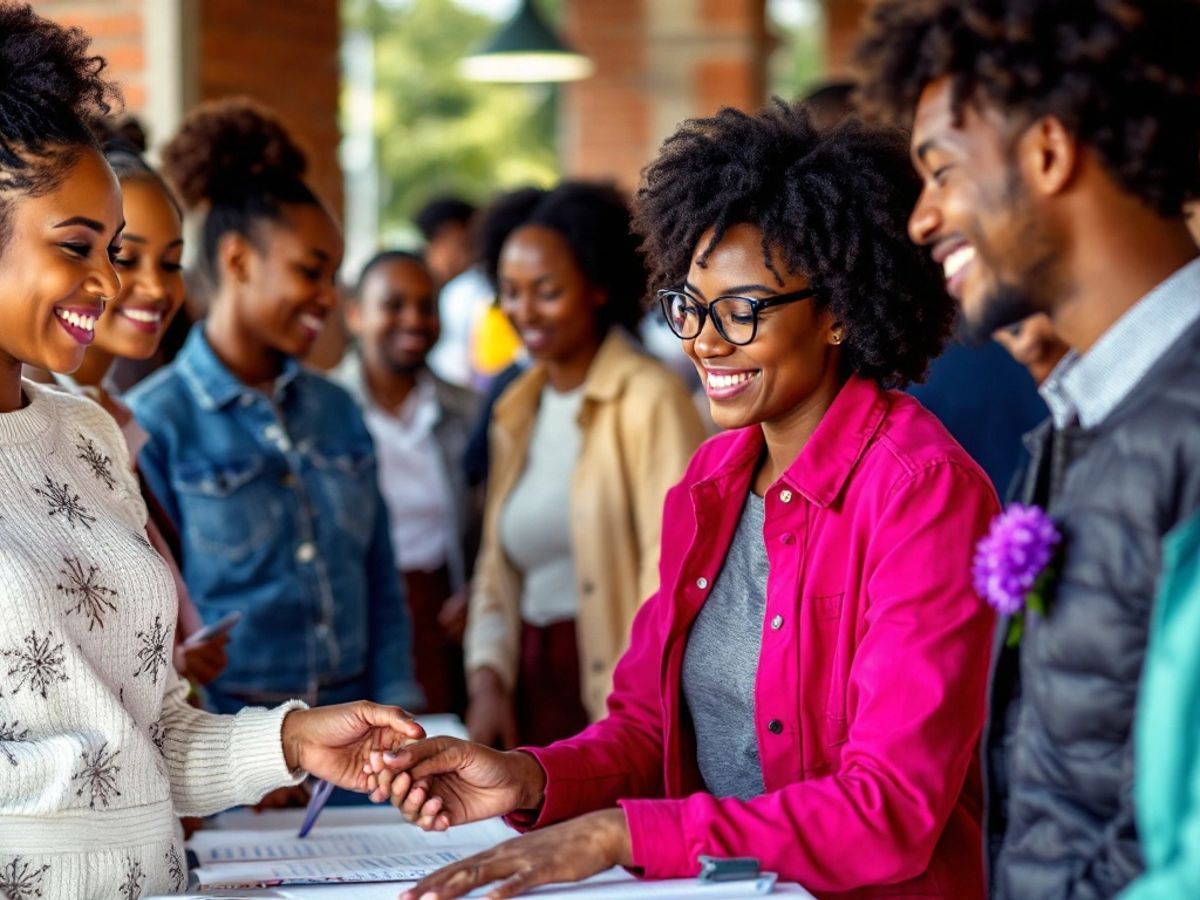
[656,287,817,346]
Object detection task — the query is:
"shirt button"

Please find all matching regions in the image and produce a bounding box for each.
[770,614,784,630]
[264,424,283,441]
[779,533,794,545]
[581,581,595,595]
[296,542,316,563]
[696,577,709,590]
[768,719,784,735]
[591,659,605,673]
[239,394,254,407]
[281,472,299,488]
[779,489,793,503]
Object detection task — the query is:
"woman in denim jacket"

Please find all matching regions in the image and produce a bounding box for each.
[127,99,419,716]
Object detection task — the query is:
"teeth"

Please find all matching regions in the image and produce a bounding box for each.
[122,308,162,324]
[299,313,324,332]
[708,371,757,389]
[56,309,96,332]
[943,245,976,281]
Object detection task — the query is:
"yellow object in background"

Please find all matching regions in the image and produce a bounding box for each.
[472,304,523,376]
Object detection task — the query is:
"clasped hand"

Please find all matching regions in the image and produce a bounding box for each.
[364,736,633,899]
[279,701,425,793]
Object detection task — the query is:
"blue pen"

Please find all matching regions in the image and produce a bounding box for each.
[297,778,335,838]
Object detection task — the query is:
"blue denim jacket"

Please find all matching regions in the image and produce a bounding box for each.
[127,326,419,708]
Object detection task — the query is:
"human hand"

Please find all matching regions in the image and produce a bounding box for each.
[364,736,545,829]
[397,808,632,899]
[465,669,517,749]
[438,589,469,642]
[280,702,424,792]
[172,632,229,684]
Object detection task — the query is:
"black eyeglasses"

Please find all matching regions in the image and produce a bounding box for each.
[657,287,816,346]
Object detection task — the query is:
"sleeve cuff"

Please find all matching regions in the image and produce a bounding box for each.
[620,797,695,879]
[229,699,309,800]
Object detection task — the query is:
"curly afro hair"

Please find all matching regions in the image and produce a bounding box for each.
[0,2,119,252]
[161,97,319,282]
[476,181,648,335]
[633,100,951,388]
[855,0,1200,217]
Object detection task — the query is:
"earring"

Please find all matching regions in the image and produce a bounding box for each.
[831,331,844,345]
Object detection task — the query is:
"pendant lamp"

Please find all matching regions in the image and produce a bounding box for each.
[460,0,594,83]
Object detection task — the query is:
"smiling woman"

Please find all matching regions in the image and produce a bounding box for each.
[0,5,424,897]
[367,101,1002,900]
[124,99,422,731]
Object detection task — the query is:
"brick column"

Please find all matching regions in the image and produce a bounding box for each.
[560,0,769,190]
[821,0,869,78]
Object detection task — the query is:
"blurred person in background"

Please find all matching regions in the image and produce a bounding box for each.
[418,194,521,390]
[127,99,420,737]
[993,314,1070,388]
[464,182,706,749]
[335,250,482,715]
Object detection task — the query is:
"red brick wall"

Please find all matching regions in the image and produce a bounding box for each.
[823,0,870,77]
[197,0,343,213]
[560,0,651,190]
[33,0,148,109]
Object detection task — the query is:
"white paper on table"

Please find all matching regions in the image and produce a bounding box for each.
[190,818,514,864]
[194,848,472,888]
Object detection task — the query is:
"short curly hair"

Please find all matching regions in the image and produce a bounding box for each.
[476,181,648,335]
[633,100,951,388]
[161,97,319,284]
[0,2,119,254]
[855,0,1200,216]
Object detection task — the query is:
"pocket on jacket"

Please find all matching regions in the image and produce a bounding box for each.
[171,455,284,563]
[801,591,849,748]
[308,445,376,548]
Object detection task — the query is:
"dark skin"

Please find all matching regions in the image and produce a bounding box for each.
[204,202,343,387]
[468,223,608,750]
[347,257,439,412]
[909,76,1199,355]
[346,257,470,641]
[363,223,843,900]
[0,147,123,413]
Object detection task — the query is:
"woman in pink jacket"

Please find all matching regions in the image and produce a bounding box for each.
[371,102,999,899]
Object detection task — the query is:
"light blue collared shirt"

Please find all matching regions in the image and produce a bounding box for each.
[1040,256,1200,429]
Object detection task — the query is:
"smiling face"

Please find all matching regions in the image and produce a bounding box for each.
[497,224,604,368]
[234,202,343,359]
[682,223,840,431]
[94,177,184,360]
[354,257,439,378]
[908,78,1063,341]
[0,146,123,375]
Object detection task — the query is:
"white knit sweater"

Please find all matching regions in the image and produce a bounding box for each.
[0,380,305,899]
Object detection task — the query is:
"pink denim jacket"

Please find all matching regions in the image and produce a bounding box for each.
[517,376,999,898]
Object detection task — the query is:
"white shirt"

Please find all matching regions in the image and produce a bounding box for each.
[427,267,494,388]
[1040,256,1200,428]
[499,385,583,626]
[363,373,455,572]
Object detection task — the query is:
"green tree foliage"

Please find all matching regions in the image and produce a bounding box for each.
[344,0,559,240]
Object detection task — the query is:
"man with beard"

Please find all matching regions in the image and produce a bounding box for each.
[857,2,1200,898]
[335,251,482,715]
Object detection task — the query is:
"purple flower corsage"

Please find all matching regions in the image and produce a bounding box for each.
[972,503,1062,646]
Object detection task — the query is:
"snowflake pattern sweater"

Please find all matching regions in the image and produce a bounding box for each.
[0,381,306,899]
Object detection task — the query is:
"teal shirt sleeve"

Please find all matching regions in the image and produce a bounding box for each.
[1121,513,1200,900]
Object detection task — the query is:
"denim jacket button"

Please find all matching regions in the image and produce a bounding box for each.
[296,542,316,563]
[238,394,254,407]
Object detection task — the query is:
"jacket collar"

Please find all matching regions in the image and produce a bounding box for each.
[177,324,302,411]
[697,376,890,509]
[493,328,644,430]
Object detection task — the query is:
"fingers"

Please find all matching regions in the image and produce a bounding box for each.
[487,866,544,899]
[357,702,425,742]
[373,736,463,776]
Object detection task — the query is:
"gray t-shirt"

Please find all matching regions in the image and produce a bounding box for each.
[681,490,768,800]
